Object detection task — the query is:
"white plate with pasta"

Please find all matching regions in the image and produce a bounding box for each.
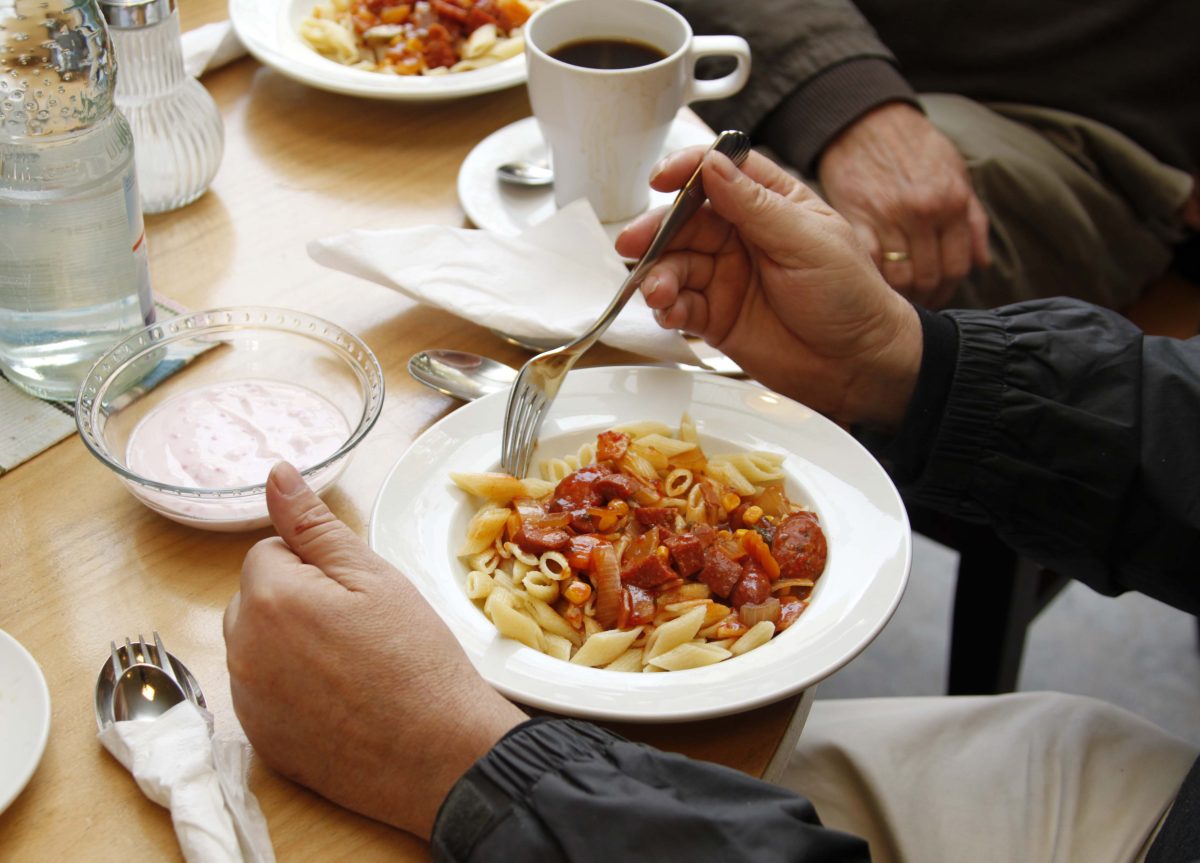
[369,366,910,722]
[230,0,542,101]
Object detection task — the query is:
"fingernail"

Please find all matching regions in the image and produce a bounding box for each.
[706,151,738,182]
[270,461,306,496]
[648,158,669,184]
[642,274,660,299]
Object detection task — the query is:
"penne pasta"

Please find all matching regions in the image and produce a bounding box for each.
[646,642,732,671]
[603,648,645,673]
[644,605,708,662]
[485,590,543,651]
[636,433,698,457]
[730,621,776,656]
[460,505,510,556]
[543,633,574,662]
[457,419,828,672]
[571,627,643,667]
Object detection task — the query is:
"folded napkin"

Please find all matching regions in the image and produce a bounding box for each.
[98,701,274,863]
[308,199,702,366]
[182,21,248,78]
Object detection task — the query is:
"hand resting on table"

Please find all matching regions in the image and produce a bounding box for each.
[223,462,526,840]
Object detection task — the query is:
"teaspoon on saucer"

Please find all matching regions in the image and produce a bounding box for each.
[495,160,553,187]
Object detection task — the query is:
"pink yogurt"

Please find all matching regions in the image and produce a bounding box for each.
[126,379,350,490]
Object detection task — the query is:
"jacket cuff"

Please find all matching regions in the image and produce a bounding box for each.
[855,305,958,483]
[431,717,622,862]
[760,57,918,176]
[903,310,1010,516]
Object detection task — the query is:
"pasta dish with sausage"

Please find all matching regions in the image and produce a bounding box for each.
[452,418,828,672]
[300,0,542,76]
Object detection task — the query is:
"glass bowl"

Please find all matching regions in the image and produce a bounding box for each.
[76,307,385,531]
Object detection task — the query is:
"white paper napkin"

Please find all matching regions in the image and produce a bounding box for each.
[98,701,275,863]
[182,21,248,78]
[307,199,701,366]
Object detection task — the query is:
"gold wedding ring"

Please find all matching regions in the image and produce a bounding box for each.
[883,250,910,263]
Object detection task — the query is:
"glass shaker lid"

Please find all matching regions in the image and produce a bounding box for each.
[99,0,175,29]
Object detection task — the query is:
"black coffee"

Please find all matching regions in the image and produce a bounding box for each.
[549,38,667,70]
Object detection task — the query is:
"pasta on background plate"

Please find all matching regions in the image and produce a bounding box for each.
[453,418,829,673]
[300,0,543,76]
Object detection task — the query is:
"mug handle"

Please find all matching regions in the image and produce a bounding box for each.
[684,35,751,103]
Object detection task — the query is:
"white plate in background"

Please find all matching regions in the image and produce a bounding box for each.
[370,366,910,723]
[0,630,51,813]
[230,0,532,100]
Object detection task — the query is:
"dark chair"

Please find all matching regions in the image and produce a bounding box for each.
[933,264,1200,696]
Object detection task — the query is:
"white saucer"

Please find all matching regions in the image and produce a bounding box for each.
[0,630,51,814]
[458,115,716,242]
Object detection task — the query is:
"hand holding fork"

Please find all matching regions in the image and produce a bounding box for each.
[499,130,753,478]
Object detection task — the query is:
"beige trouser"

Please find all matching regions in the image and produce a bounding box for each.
[918,94,1193,310]
[781,692,1197,863]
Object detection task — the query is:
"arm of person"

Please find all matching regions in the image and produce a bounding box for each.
[433,718,870,862]
[663,1,988,308]
[661,0,916,169]
[871,301,1200,614]
[224,463,872,861]
[619,146,1200,615]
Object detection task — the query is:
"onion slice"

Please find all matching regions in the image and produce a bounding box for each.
[590,542,622,628]
[739,597,781,626]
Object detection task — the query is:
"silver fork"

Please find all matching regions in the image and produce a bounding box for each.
[499,129,753,478]
[109,632,196,703]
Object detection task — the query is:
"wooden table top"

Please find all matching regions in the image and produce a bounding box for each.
[0,2,804,859]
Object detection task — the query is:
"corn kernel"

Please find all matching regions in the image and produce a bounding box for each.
[734,528,748,538]
[742,505,764,525]
[721,492,741,512]
[563,580,592,605]
[608,499,629,515]
[656,545,669,561]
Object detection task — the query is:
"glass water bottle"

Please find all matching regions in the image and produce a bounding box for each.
[0,0,155,401]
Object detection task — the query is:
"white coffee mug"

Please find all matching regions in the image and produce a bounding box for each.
[524,0,751,223]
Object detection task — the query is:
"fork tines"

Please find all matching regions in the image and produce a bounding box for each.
[500,375,549,479]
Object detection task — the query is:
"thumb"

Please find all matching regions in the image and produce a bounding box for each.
[266,461,376,588]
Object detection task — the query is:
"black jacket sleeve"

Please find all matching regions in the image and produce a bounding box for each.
[866,298,1200,615]
[660,0,918,174]
[432,717,870,862]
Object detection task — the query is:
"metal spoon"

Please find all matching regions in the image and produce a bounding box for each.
[94,639,206,729]
[408,349,517,401]
[110,664,186,722]
[496,160,554,187]
[408,348,746,402]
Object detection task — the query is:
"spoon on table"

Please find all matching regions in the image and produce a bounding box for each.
[110,664,186,722]
[94,635,205,729]
[408,349,517,401]
[408,348,745,403]
[496,160,554,187]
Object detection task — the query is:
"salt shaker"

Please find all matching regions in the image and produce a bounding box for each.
[100,0,223,214]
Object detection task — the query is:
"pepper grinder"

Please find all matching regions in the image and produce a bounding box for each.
[100,0,224,214]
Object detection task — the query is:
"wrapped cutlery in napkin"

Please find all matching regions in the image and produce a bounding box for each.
[308,199,703,367]
[99,701,274,863]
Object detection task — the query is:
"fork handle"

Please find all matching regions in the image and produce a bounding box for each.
[563,130,752,355]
